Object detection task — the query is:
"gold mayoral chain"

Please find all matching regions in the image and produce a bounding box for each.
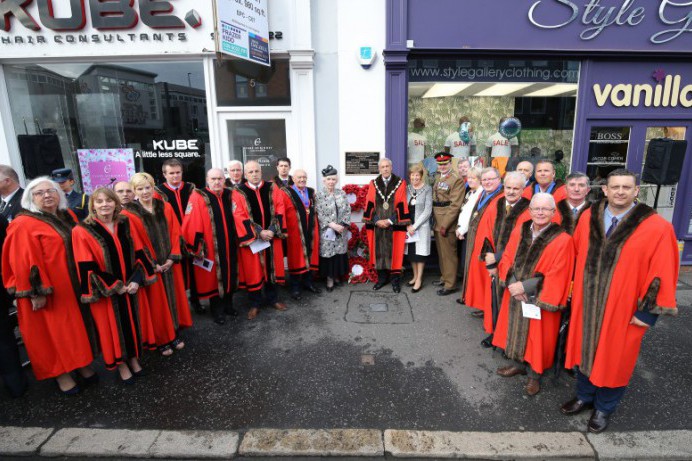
[375,177,402,210]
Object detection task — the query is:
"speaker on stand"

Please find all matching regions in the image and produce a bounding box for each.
[641,138,688,210]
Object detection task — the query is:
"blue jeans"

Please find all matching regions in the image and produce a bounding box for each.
[576,369,627,414]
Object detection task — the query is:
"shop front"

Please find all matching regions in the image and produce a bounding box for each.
[0,0,316,189]
[384,0,692,264]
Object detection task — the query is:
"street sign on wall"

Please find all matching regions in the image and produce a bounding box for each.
[215,0,270,67]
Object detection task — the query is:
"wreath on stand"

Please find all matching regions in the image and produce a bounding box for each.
[342,184,367,211]
[348,256,377,284]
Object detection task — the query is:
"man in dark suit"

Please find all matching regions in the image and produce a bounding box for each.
[0,165,24,221]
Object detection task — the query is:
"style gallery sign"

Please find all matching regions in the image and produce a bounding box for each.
[0,0,215,58]
[406,0,692,53]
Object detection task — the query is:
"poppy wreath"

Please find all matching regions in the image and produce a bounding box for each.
[348,256,372,284]
[343,184,367,211]
[347,223,360,250]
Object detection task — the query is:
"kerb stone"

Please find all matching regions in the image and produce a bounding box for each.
[149,430,239,458]
[239,428,383,456]
[40,427,159,457]
[0,426,53,455]
[587,430,692,460]
[385,430,595,459]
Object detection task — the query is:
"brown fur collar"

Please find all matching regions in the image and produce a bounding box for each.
[579,199,656,377]
[557,200,591,235]
[492,197,530,254]
[504,221,566,362]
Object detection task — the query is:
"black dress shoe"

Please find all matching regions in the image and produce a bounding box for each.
[437,288,457,296]
[326,285,334,293]
[373,280,389,290]
[587,410,610,433]
[392,280,401,293]
[432,280,444,287]
[213,315,226,325]
[560,397,593,415]
[224,306,239,317]
[304,284,322,294]
[192,302,206,314]
[480,334,494,348]
[290,291,302,301]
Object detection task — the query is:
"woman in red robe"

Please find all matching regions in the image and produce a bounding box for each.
[2,177,96,394]
[72,187,156,383]
[129,173,191,356]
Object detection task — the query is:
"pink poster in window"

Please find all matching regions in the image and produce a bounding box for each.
[77,148,136,195]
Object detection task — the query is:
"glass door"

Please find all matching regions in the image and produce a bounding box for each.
[218,112,293,182]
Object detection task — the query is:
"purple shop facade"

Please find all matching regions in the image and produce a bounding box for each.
[384,0,692,264]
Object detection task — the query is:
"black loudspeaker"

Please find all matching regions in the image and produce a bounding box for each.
[17,134,65,180]
[641,138,688,185]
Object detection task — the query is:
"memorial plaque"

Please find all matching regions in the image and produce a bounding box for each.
[345,152,380,175]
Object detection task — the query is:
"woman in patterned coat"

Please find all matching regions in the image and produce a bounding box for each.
[314,165,351,292]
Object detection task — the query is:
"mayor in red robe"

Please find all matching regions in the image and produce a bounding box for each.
[3,178,97,393]
[181,168,238,326]
[461,167,503,316]
[492,193,575,396]
[72,188,156,383]
[232,161,287,320]
[278,169,321,300]
[562,170,678,433]
[521,160,567,202]
[363,158,410,293]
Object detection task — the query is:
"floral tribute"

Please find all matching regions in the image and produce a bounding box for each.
[342,184,367,211]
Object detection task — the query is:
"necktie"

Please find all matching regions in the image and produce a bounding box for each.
[505,204,511,214]
[283,179,288,186]
[606,217,618,238]
[0,200,7,213]
[572,207,579,216]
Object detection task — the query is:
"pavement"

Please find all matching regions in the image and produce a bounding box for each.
[1,267,691,459]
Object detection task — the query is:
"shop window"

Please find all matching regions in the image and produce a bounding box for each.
[3,61,209,190]
[226,119,287,182]
[586,126,630,189]
[407,58,579,179]
[215,58,290,107]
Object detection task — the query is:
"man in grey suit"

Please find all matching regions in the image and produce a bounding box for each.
[0,165,23,221]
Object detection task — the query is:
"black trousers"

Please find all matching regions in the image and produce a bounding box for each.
[248,282,279,307]
[0,301,26,398]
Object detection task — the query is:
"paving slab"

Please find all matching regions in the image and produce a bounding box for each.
[384,430,594,459]
[40,427,159,457]
[149,430,239,458]
[239,428,383,457]
[0,426,53,456]
[587,430,692,460]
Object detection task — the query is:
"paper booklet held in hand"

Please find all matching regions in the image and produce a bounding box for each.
[521,301,541,320]
[250,239,271,254]
[405,230,420,243]
[193,258,214,272]
[323,228,337,241]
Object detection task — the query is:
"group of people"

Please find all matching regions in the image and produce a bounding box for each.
[365,153,679,434]
[0,153,680,435]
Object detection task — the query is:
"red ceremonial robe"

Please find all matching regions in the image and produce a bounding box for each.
[492,222,575,374]
[123,200,192,344]
[2,210,95,380]
[279,185,320,275]
[555,200,592,235]
[476,197,531,333]
[232,181,286,291]
[461,188,504,319]
[181,188,238,299]
[155,182,196,225]
[565,200,678,387]
[521,180,567,202]
[363,175,411,273]
[72,216,157,369]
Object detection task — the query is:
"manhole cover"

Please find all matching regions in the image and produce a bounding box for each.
[345,292,414,324]
[369,303,388,312]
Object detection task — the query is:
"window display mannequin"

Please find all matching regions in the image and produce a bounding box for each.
[485,116,520,177]
[407,117,428,168]
[444,116,477,158]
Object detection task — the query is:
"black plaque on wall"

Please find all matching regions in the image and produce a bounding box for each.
[345,152,380,175]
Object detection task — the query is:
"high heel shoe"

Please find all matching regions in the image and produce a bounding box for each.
[326,285,334,293]
[411,283,423,293]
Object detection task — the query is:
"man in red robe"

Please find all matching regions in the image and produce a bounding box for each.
[492,193,575,396]
[363,158,411,293]
[476,172,532,342]
[460,167,503,317]
[555,172,591,234]
[562,169,679,433]
[181,168,238,325]
[278,169,321,300]
[522,160,566,202]
[156,159,201,313]
[232,161,287,320]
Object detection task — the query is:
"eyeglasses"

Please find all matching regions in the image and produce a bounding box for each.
[32,188,58,197]
[530,207,555,213]
[481,177,500,182]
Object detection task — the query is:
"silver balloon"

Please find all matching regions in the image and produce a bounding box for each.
[499,117,522,139]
